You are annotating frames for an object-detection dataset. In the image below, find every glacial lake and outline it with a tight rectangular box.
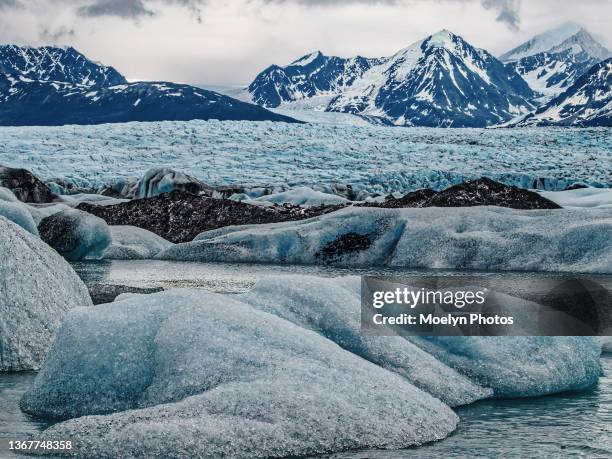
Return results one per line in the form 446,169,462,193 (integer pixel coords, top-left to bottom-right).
1,261,611,458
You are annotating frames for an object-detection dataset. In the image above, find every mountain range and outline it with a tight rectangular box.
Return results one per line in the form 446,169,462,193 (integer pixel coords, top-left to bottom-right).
248,22,611,127
0,45,296,126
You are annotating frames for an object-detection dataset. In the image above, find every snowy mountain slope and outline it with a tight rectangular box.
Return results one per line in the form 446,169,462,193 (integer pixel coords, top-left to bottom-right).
0,75,298,126
248,51,385,108
247,30,535,127
0,45,297,126
508,58,611,127
0,45,126,87
326,30,536,127
502,23,611,99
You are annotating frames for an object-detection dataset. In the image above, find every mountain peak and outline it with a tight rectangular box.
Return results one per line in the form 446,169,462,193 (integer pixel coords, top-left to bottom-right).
290,51,324,67
427,29,459,47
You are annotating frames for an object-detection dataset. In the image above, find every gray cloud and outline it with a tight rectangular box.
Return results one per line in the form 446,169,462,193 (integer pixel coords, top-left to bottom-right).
77,0,204,20
480,0,520,30
0,0,21,9
40,26,76,43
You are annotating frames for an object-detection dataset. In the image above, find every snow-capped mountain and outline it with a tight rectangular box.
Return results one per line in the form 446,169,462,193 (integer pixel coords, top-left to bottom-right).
508,58,611,127
0,45,126,87
248,30,535,127
501,22,610,99
0,75,297,126
248,51,384,108
328,30,535,127
0,45,296,126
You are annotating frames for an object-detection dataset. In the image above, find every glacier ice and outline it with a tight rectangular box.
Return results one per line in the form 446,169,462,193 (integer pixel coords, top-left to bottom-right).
240,275,491,406
602,337,612,353
104,225,174,260
0,122,609,196
539,188,612,209
159,206,612,273
410,336,603,397
21,288,458,457
134,167,207,199
0,216,92,371
38,208,111,261
0,198,38,235
0,186,19,202
249,186,350,206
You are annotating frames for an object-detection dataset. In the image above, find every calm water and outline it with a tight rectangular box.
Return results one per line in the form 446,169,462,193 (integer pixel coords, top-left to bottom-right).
2,261,610,458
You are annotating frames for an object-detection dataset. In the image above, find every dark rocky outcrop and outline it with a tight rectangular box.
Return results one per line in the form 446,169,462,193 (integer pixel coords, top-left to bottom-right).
373,178,561,209
77,192,343,243
0,166,56,203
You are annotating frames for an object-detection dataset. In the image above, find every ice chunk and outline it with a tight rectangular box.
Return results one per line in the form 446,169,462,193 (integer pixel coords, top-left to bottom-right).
539,188,612,209
21,289,457,457
252,186,350,206
27,202,72,225
0,216,92,371
158,206,612,273
240,275,491,406
104,225,174,260
0,199,38,235
0,186,19,202
38,208,111,261
410,336,602,397
135,167,208,199
59,193,129,207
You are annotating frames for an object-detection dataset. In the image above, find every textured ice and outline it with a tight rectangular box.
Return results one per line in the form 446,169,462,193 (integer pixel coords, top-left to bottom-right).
411,336,603,397
539,188,612,209
38,208,111,261
240,275,491,406
0,186,19,202
159,206,612,273
104,225,174,260
602,337,612,353
59,193,129,207
135,166,205,199
21,288,458,457
0,122,609,196
0,216,92,371
0,199,38,235
249,186,350,206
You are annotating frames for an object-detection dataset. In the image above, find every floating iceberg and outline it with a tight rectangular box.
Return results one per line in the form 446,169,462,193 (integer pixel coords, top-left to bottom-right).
0,198,38,235
104,225,174,260
21,288,457,457
411,336,602,397
134,167,208,199
0,216,92,371
250,186,350,207
240,275,491,406
159,206,612,273
38,208,112,261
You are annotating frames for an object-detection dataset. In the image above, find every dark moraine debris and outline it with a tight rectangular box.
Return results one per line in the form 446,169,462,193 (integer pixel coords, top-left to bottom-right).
77,191,344,243
374,178,561,209
0,165,56,203
316,232,373,260
88,283,164,305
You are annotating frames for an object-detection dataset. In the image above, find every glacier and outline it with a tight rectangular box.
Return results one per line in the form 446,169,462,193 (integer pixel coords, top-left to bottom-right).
0,216,92,371
0,121,609,197
20,288,458,458
159,206,612,273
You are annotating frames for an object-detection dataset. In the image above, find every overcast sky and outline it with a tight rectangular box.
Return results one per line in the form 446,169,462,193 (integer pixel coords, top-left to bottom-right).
0,0,610,85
